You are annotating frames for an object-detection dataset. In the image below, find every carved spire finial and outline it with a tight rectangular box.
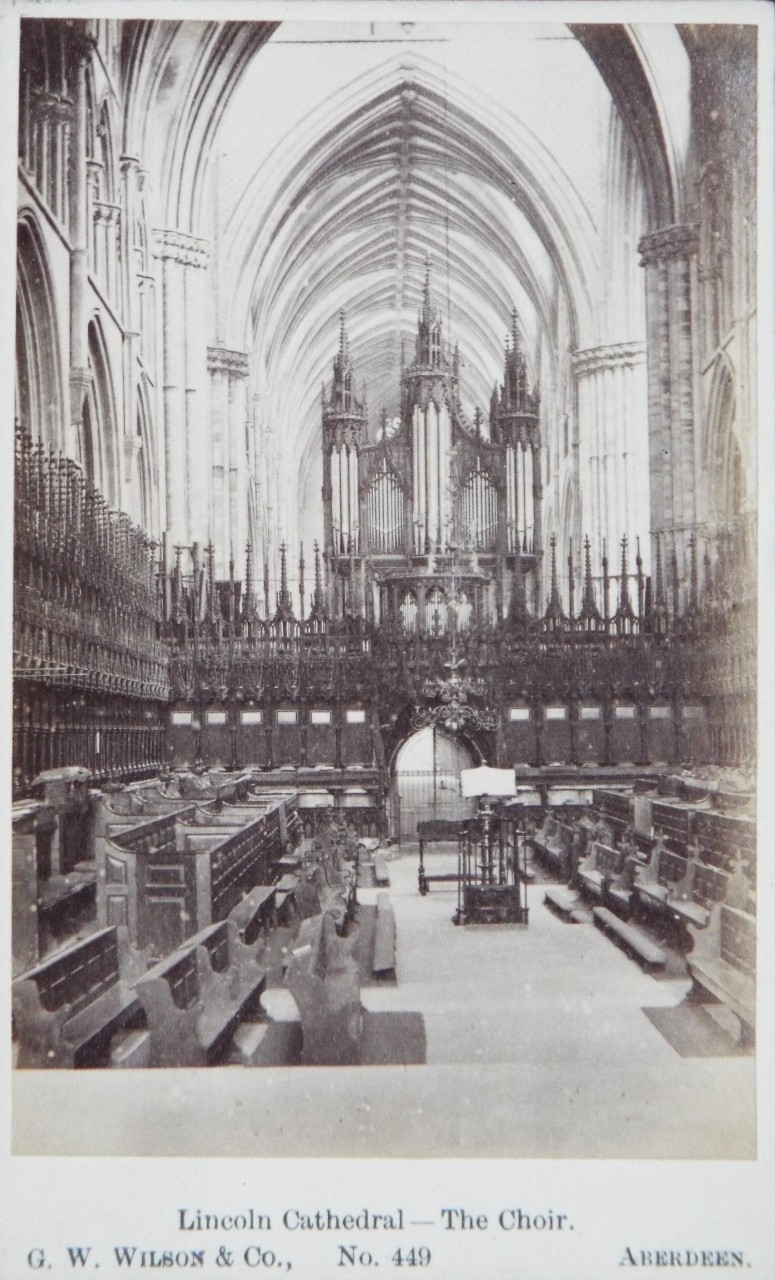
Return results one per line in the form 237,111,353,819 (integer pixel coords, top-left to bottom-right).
422,255,432,323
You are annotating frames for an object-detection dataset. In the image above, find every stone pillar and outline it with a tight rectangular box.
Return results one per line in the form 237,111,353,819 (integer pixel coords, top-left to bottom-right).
67,37,94,458
207,347,250,576
155,229,209,555
119,156,139,518
638,224,700,573
572,341,649,572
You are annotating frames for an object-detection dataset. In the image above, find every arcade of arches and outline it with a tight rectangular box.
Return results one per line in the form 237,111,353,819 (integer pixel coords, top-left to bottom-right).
11,16,759,1155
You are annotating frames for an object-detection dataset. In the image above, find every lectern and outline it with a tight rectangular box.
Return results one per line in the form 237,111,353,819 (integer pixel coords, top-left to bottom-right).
453,767,529,926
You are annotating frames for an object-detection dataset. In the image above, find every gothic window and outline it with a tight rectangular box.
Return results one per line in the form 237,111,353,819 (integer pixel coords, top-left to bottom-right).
15,217,63,448
425,587,448,635
399,591,417,632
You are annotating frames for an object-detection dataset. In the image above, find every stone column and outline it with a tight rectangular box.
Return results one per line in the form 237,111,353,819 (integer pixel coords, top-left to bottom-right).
154,229,209,556
572,341,649,572
207,347,250,576
67,36,95,458
638,224,700,573
119,155,141,520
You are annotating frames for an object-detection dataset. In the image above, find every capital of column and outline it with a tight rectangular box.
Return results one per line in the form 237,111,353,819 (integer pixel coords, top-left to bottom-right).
638,224,699,266
32,88,74,123
93,200,121,227
207,346,249,377
68,23,98,65
572,341,646,377
153,228,210,270
119,154,142,176
123,432,143,480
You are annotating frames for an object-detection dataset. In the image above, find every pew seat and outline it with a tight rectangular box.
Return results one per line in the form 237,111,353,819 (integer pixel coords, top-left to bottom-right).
592,907,667,973
578,842,623,901
228,886,277,947
687,903,755,1041
544,886,588,922
373,892,397,980
373,854,390,887
12,926,149,1069
134,921,266,1067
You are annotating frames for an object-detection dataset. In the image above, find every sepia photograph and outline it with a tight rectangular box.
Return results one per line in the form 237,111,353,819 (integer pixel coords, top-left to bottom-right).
5,0,768,1195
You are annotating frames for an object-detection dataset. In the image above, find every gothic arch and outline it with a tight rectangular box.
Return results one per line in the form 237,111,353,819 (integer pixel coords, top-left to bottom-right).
705,354,743,526
15,213,64,448
134,374,156,531
83,317,119,503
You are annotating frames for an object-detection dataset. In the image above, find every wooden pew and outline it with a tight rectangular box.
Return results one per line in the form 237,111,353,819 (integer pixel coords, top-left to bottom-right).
373,892,397,980
632,840,687,915
373,853,390,887
133,920,266,1067
665,859,730,931
417,819,464,894
605,848,649,919
592,908,667,973
687,901,755,1044
577,842,624,902
531,816,576,879
13,926,151,1068
228,886,277,947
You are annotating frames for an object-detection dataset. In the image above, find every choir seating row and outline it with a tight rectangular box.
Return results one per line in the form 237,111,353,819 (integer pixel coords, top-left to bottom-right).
13,842,370,1068
532,785,755,1039
11,902,275,1069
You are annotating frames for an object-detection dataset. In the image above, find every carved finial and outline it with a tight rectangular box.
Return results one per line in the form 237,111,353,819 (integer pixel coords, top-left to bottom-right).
614,535,636,631
579,534,601,626
275,541,295,622
280,541,288,598
654,534,666,607
544,533,566,627
422,256,432,322
311,538,326,617
689,532,698,610
339,309,348,356
511,307,520,353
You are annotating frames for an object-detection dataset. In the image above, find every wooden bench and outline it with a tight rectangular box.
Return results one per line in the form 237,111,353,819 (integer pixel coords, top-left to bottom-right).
373,853,390,887
633,840,688,915
228,885,277,947
544,885,588,923
274,873,301,926
592,907,667,973
133,920,266,1067
417,819,464,894
12,926,150,1069
577,842,624,902
372,892,397,979
531,817,574,879
665,859,730,930
687,902,755,1043
605,851,649,919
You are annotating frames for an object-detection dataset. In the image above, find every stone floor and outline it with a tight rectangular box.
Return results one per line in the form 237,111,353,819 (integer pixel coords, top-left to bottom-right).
13,845,755,1158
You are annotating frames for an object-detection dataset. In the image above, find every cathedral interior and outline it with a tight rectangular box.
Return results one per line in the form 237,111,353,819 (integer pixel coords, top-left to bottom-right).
11,17,758,1158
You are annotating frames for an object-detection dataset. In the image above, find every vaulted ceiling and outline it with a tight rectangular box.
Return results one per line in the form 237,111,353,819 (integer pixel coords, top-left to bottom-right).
123,19,691,551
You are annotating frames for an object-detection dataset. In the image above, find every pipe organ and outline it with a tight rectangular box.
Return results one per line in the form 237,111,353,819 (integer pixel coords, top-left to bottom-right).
367,460,404,554
322,270,543,631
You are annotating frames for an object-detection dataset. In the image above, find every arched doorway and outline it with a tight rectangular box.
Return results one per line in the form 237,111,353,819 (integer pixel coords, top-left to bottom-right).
390,727,477,841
